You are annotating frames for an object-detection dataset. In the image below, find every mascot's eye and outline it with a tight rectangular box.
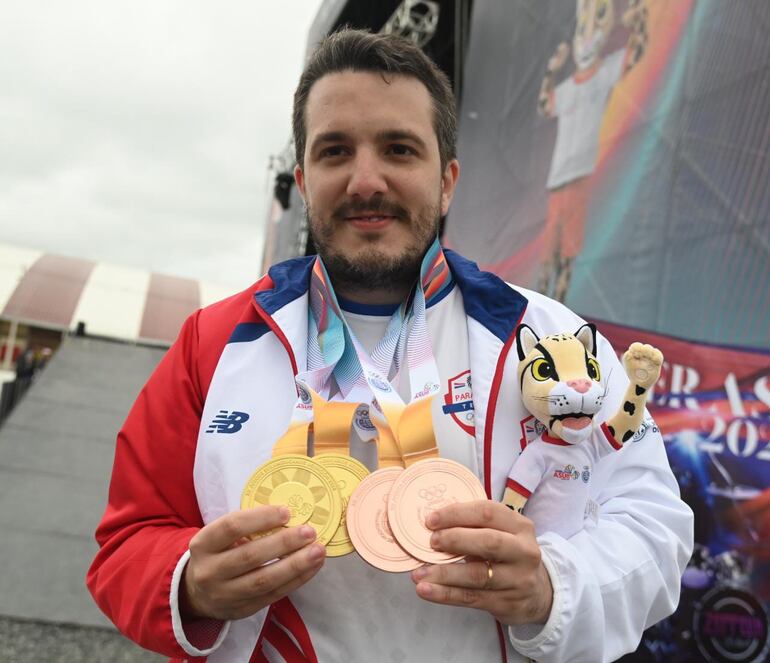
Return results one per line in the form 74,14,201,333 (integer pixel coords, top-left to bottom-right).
587,357,601,381
531,358,554,381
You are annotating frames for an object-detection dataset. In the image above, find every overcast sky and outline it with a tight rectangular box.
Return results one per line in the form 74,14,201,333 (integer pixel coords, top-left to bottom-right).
0,0,322,289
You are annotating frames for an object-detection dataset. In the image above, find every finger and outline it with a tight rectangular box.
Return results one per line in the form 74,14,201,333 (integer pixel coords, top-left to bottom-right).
191,506,290,554
411,561,494,591
429,525,540,565
414,580,493,612
239,551,327,613
224,559,326,621
217,524,318,578
427,500,531,536
226,542,327,604
413,561,545,603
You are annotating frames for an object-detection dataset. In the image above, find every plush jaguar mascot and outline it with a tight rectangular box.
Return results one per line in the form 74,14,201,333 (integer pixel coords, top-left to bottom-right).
502,323,663,538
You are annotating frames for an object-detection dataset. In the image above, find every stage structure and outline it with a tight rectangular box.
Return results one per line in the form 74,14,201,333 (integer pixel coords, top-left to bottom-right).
262,2,770,661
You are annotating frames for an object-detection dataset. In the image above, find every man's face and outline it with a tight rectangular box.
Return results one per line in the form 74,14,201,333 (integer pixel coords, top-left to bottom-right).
294,71,459,295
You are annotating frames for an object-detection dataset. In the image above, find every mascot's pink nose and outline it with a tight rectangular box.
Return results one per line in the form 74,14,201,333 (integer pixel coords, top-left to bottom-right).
567,378,592,394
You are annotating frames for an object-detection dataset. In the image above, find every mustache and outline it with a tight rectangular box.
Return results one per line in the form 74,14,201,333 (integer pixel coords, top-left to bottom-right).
332,197,410,221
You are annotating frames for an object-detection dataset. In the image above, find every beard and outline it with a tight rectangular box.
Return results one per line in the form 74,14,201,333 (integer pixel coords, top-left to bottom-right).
307,194,442,296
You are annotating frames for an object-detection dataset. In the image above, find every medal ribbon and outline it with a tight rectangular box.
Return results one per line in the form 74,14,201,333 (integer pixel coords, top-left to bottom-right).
272,238,452,467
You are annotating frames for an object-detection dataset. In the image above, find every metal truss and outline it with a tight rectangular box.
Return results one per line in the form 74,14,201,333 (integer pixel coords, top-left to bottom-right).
381,0,440,48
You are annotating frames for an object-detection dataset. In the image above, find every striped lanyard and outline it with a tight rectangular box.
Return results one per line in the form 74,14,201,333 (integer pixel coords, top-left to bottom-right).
272,238,453,467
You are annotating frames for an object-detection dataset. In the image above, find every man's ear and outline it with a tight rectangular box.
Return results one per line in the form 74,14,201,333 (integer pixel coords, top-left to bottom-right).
440,159,460,216
294,164,307,202
516,324,540,361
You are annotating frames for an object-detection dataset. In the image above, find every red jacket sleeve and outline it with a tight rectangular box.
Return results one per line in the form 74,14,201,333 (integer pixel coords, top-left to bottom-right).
86,310,210,659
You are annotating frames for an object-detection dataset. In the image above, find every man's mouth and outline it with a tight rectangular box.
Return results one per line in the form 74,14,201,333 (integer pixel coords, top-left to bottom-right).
344,213,399,230
334,197,409,230
346,214,397,222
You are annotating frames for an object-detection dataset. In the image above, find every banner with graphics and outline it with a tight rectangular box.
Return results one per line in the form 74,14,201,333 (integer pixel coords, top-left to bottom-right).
447,0,769,350
596,321,770,662
447,1,770,660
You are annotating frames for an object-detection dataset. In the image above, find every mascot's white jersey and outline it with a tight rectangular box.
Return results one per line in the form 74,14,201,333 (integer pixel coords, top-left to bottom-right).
547,49,626,189
509,432,620,539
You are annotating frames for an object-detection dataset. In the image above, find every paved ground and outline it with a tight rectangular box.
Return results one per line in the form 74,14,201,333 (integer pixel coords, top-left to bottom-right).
0,616,164,662
0,336,167,657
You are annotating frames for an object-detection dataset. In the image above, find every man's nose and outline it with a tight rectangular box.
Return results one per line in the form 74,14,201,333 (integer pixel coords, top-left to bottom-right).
346,151,387,199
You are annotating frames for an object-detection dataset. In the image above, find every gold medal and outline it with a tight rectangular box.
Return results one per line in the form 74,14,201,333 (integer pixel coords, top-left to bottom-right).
315,453,370,557
241,454,343,545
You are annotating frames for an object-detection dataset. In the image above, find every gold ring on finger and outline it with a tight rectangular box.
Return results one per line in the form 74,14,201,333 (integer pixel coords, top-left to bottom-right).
483,560,494,590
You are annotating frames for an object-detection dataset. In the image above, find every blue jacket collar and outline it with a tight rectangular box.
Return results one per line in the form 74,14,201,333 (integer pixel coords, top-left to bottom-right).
444,249,528,343
254,255,314,316
254,249,528,344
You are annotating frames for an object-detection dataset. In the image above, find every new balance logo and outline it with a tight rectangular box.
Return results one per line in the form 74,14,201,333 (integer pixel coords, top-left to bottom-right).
206,410,250,434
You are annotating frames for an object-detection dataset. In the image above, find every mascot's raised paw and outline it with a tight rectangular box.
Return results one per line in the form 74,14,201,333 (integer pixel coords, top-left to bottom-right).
623,342,663,390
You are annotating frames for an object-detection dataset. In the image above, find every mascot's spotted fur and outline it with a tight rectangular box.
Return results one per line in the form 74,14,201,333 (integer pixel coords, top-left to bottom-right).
502,323,663,538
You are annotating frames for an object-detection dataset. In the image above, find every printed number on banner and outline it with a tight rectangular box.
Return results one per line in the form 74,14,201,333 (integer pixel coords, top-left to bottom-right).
701,415,770,461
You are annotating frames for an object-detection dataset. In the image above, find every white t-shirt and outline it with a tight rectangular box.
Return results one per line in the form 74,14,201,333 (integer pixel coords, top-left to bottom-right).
285,285,506,663
508,432,619,539
546,49,626,190
332,284,478,473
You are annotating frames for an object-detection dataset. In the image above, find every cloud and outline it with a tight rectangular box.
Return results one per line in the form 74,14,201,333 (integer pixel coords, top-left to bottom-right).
0,0,321,289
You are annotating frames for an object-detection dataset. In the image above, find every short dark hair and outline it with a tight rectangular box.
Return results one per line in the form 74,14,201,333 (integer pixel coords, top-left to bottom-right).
293,28,457,170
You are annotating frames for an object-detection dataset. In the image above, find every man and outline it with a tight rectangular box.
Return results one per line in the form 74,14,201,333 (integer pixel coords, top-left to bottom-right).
88,29,693,662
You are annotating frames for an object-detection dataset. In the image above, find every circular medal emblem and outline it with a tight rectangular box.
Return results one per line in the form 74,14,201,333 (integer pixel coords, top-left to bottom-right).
387,458,487,564
369,376,392,393
353,405,376,432
346,467,422,572
241,455,342,546
297,383,312,405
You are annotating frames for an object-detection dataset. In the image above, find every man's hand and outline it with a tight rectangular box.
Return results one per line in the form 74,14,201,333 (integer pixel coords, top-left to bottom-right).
410,500,553,626
182,506,326,621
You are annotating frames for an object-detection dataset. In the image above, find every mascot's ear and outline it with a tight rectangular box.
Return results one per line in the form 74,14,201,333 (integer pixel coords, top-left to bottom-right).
516,324,540,361
574,323,597,356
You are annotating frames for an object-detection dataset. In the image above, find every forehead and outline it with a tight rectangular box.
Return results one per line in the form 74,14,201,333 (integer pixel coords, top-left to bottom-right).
304,70,436,138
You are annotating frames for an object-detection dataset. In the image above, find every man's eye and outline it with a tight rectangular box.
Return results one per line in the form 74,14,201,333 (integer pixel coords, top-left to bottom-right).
388,144,414,156
319,146,347,158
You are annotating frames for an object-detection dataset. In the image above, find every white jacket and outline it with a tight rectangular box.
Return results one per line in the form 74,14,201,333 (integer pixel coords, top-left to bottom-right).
89,250,693,663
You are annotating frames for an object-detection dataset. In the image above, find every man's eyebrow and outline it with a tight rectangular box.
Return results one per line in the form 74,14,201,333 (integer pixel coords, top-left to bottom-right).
375,130,428,150
309,131,348,152
308,129,429,153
